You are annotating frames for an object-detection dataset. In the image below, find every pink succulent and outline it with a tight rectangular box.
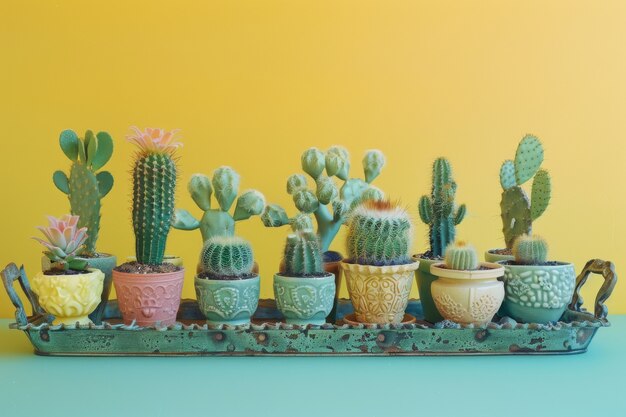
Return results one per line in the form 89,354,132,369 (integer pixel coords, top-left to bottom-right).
33,215,88,261
126,126,183,154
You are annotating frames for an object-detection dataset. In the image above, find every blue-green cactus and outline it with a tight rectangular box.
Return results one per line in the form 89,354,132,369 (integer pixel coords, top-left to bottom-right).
283,230,325,277
512,234,548,265
444,241,479,270
52,129,114,255
200,236,254,279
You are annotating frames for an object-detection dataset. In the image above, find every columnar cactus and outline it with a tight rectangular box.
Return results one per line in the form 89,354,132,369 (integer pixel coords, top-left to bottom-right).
33,215,89,272
127,127,182,265
346,200,413,266
418,158,466,258
172,167,266,243
444,241,479,270
500,135,551,249
52,129,114,255
262,146,386,256
512,234,548,265
283,230,324,277
200,236,254,279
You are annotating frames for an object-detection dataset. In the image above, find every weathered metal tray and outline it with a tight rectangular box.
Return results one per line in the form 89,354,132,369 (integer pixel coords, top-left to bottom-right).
1,259,616,356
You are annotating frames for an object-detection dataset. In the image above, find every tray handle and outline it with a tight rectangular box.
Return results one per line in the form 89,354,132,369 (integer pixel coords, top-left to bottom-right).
569,259,617,320
1,263,45,326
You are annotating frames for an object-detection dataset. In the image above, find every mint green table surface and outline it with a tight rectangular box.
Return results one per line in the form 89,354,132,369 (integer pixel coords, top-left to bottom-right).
1,317,624,417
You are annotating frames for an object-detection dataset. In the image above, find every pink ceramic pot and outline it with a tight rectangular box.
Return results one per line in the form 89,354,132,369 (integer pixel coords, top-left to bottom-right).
112,269,185,326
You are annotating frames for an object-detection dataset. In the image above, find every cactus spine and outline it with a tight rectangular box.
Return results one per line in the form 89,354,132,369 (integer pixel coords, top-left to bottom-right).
512,234,548,265
444,241,479,270
283,230,325,277
418,158,466,258
200,236,254,278
500,135,551,249
53,129,114,255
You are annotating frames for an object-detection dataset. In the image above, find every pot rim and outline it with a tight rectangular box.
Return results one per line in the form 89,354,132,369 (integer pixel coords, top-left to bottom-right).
430,262,504,280
37,268,104,279
274,272,334,280
112,267,186,279
496,260,573,268
195,274,260,282
75,252,116,260
340,260,420,273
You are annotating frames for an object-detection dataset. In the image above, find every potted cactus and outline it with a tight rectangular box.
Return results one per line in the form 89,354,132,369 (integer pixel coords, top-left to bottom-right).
50,129,115,323
195,236,260,325
499,235,575,323
274,229,335,325
31,215,105,325
486,134,551,262
430,242,504,325
112,127,185,327
414,157,467,323
340,200,419,324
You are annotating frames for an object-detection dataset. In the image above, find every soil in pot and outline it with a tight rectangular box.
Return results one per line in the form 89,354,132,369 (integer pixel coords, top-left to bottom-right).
114,261,181,274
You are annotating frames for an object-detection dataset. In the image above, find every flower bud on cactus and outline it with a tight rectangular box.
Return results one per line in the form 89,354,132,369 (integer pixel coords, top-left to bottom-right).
290,213,314,231
287,174,308,195
188,174,212,211
325,146,350,180
444,241,479,270
301,148,326,179
283,230,324,277
200,236,254,279
293,189,319,213
233,190,266,221
513,234,548,265
33,215,89,271
212,166,240,212
261,204,290,227
316,176,338,205
363,150,386,183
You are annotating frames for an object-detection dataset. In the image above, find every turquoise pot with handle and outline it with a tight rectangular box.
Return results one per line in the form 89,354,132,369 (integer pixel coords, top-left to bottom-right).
274,273,335,325
195,275,260,326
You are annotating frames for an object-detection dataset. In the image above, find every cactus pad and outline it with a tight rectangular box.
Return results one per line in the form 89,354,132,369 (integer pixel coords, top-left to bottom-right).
530,169,551,220
499,160,517,190
514,134,544,185
500,187,532,249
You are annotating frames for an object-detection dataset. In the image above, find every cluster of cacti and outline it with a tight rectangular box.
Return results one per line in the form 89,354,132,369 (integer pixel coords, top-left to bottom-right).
52,129,114,256
346,200,413,266
127,127,182,265
283,230,325,277
33,215,89,272
513,234,548,265
200,236,254,279
262,146,386,255
500,135,551,249
444,241,479,270
418,158,466,258
172,167,266,243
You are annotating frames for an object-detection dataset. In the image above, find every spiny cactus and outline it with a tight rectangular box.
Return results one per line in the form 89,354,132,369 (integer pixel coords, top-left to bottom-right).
283,230,325,277
172,167,266,243
33,215,89,272
200,236,254,278
346,200,413,266
513,234,548,265
418,158,466,258
444,241,479,270
127,127,182,265
500,135,551,249
52,129,114,255
262,146,386,255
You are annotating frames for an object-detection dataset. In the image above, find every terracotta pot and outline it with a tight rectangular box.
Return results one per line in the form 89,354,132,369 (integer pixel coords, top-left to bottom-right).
341,261,419,324
195,275,260,326
485,249,514,263
112,268,185,326
430,262,505,325
31,268,105,326
413,255,444,323
274,273,335,325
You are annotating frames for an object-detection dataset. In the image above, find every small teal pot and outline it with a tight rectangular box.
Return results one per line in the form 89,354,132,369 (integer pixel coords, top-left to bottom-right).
499,261,576,323
195,275,260,326
274,273,335,326
413,255,444,323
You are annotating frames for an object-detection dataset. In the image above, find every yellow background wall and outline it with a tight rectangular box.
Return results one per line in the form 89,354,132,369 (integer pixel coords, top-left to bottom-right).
1,1,624,317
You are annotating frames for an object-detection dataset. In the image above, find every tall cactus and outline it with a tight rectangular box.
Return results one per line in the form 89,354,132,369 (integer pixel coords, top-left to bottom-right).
418,158,466,258
127,127,182,265
172,167,266,243
500,135,551,249
52,129,114,255
283,230,325,277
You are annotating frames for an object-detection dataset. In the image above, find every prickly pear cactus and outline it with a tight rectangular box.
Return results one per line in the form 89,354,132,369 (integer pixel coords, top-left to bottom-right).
283,230,324,277
53,129,114,255
444,241,479,270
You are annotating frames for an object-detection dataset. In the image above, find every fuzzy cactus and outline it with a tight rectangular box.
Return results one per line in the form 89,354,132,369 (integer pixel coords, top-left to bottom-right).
283,230,325,277
512,234,548,265
33,215,89,272
200,236,254,279
346,200,413,266
172,167,266,243
444,241,479,270
418,158,466,258
500,135,552,249
127,127,182,265
262,146,386,256
52,129,114,256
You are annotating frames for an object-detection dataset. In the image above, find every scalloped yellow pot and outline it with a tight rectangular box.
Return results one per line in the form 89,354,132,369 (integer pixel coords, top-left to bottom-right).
341,261,420,324
31,268,105,326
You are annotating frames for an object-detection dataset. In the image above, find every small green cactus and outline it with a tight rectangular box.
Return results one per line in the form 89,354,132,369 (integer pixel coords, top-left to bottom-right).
283,230,325,277
346,200,413,266
500,135,552,249
200,236,254,279
418,158,466,258
444,241,479,270
172,167,266,243
52,129,114,256
512,234,548,265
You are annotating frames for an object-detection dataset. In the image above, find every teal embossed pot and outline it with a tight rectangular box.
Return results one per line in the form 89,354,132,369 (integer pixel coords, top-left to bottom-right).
195,275,260,326
499,262,576,323
274,273,336,326
413,255,444,323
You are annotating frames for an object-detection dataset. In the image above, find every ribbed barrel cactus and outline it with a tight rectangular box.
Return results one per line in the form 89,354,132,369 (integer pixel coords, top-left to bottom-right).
33,215,89,272
127,127,182,265
172,167,266,243
500,135,551,250
52,129,114,256
444,241,479,270
200,236,254,279
418,158,466,258
262,146,386,258
512,234,548,265
283,230,325,277
346,200,413,266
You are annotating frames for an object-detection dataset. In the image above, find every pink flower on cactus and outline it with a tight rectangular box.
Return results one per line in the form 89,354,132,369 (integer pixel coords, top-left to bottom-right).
33,215,88,261
126,127,183,154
